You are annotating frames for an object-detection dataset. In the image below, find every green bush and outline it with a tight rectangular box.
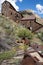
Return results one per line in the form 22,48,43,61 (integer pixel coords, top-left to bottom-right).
0,48,16,61
17,28,33,39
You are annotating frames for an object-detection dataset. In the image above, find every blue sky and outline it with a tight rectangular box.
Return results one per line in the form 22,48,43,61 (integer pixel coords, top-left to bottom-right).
16,0,43,18
0,0,43,18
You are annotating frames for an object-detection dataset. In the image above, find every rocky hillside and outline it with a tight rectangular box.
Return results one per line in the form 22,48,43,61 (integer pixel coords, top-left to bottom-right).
0,15,26,51
0,12,43,65
0,14,33,64
19,9,41,18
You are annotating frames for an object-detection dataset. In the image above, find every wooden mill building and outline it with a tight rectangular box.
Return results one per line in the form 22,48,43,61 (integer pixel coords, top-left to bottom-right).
20,11,43,32
1,1,22,22
1,1,43,32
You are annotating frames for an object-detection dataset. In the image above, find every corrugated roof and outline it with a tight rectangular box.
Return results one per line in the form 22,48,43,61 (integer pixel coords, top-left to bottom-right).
21,15,35,20
20,10,43,25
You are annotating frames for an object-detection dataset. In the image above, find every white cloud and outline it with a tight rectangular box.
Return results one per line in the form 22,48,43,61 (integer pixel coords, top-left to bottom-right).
0,0,23,12
19,0,23,2
36,4,43,14
7,0,19,11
